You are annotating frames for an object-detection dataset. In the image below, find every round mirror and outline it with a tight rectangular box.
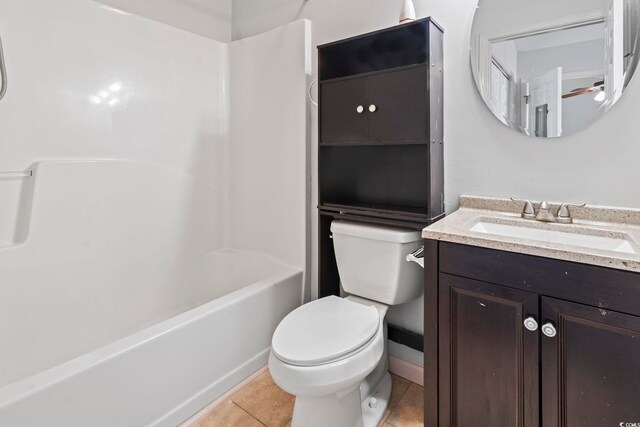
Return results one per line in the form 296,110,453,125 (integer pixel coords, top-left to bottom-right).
470,0,640,138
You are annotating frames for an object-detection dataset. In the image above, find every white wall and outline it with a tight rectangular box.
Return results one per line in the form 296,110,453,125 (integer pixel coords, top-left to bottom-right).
232,0,640,355
227,19,311,299
96,0,232,42
492,40,518,79
518,39,605,79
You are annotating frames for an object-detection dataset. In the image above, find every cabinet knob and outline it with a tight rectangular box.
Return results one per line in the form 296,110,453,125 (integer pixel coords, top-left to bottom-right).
356,105,364,114
523,317,538,331
542,322,557,338
369,104,377,112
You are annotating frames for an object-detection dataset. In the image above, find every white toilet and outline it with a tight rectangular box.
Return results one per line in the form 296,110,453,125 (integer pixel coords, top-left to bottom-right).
268,221,424,427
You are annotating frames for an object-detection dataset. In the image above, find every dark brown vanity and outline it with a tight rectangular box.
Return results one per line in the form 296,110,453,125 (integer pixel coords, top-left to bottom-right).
423,239,640,426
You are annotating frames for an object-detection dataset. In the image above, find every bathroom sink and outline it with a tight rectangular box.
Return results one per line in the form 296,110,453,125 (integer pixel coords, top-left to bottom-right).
469,220,638,255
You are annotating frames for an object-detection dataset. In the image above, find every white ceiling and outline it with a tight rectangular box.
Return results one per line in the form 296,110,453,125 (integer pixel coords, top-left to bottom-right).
97,0,232,42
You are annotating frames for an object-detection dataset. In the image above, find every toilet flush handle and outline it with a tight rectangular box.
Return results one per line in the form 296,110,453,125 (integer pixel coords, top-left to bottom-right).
406,245,424,269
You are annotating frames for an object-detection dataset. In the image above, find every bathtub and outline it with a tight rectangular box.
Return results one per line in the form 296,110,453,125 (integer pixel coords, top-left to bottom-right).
0,249,303,427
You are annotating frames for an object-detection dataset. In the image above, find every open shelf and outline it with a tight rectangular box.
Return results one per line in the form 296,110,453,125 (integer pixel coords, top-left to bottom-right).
320,201,429,220
319,144,431,217
319,140,430,147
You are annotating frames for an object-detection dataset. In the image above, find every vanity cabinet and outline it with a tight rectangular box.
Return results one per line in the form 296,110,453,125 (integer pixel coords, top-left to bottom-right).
425,241,640,427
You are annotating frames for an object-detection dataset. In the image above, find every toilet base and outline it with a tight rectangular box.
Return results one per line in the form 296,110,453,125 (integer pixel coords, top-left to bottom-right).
290,372,392,427
361,372,392,427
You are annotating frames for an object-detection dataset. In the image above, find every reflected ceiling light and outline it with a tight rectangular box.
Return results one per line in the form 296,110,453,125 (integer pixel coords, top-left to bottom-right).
90,81,127,107
594,91,606,102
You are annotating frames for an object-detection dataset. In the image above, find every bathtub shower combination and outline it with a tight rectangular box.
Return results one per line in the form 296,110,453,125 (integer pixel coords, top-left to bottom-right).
0,2,310,426
0,244,302,426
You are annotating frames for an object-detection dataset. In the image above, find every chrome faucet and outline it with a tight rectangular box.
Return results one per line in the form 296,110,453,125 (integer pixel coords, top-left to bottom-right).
534,201,557,222
512,199,585,224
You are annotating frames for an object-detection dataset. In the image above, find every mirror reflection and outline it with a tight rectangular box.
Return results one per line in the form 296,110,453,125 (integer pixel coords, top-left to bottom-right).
471,0,640,138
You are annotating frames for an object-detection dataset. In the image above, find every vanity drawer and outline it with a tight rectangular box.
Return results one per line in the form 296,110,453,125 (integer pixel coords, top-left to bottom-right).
438,241,640,317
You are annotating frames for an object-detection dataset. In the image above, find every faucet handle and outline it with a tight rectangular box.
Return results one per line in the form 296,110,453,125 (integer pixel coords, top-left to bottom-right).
556,203,586,224
511,198,535,220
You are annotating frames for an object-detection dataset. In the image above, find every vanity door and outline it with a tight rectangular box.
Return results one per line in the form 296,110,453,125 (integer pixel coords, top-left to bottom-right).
439,274,540,427
541,297,640,427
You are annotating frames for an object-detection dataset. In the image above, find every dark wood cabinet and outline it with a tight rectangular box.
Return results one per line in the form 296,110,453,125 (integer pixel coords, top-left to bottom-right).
368,66,429,143
318,18,444,298
439,274,539,427
425,241,640,427
320,65,429,145
320,77,368,144
541,297,640,427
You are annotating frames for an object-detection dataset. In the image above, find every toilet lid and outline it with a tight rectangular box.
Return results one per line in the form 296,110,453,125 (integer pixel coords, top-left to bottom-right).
272,296,380,367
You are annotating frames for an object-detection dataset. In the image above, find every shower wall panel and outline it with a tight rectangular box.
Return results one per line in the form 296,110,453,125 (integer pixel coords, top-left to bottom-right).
227,19,312,301
0,0,230,247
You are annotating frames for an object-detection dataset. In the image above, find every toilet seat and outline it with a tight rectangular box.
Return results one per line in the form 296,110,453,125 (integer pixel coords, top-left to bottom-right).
271,296,380,367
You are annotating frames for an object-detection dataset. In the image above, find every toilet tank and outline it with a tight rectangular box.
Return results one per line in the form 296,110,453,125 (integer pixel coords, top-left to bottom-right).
330,221,424,305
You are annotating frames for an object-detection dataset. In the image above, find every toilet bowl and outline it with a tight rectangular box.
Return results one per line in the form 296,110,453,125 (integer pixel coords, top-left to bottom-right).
269,296,390,427
269,221,423,427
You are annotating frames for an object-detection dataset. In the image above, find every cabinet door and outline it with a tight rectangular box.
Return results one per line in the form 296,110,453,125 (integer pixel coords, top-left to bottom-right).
541,297,640,427
320,77,368,144
439,274,540,427
368,66,428,143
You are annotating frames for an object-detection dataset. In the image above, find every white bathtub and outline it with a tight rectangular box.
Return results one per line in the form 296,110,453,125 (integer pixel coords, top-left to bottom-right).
0,249,303,427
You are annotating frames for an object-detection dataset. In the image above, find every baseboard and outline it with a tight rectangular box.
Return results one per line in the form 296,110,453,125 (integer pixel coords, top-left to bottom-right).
389,356,423,386
179,365,268,426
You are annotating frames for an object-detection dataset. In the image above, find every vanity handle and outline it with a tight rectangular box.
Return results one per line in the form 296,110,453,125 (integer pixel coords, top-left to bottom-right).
542,322,557,338
556,203,586,224
356,105,364,114
523,317,538,332
510,198,535,220
369,104,377,112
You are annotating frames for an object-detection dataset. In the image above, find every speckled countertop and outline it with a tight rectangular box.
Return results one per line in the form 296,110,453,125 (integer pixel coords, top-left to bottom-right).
422,195,640,273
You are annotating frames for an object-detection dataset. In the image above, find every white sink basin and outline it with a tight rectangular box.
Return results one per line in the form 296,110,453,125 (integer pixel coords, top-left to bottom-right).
469,221,638,255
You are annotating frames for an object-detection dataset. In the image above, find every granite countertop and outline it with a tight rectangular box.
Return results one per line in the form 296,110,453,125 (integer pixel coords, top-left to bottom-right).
422,195,640,273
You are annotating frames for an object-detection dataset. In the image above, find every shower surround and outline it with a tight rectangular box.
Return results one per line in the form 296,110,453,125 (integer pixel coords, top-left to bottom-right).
0,1,310,425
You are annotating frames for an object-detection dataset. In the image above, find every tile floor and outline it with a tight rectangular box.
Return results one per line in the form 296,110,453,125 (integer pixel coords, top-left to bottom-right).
195,370,424,427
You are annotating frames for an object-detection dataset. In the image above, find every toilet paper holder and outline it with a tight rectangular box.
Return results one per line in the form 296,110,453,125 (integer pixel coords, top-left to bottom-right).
406,245,424,268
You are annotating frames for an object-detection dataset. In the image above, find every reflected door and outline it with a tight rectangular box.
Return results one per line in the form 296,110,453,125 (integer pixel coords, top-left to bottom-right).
528,67,562,137
605,0,624,105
